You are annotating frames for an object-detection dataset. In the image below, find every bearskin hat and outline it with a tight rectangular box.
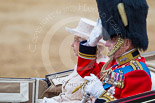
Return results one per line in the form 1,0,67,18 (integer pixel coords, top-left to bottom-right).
96,0,149,51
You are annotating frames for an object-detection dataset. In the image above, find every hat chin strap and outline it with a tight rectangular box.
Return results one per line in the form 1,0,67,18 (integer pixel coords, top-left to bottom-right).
107,37,124,57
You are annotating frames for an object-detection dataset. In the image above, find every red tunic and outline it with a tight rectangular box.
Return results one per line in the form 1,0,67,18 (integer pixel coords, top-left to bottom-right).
77,41,152,99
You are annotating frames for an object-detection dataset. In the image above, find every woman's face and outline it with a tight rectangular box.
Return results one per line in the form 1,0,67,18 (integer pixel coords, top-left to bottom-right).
71,36,84,56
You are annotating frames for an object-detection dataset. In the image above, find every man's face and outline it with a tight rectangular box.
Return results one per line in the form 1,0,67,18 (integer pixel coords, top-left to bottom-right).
104,37,118,52
104,37,129,59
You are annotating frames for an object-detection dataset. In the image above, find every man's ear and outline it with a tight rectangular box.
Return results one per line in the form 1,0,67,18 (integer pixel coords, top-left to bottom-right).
124,39,132,51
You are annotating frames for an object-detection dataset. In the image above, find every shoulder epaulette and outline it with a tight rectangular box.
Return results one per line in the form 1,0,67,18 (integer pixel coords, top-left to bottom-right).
130,60,143,71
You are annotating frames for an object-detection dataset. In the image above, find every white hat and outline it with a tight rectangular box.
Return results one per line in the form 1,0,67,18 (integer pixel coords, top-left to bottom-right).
66,18,105,44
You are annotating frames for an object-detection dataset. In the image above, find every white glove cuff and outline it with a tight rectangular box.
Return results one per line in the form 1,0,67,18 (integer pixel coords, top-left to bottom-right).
87,38,99,47
94,86,105,98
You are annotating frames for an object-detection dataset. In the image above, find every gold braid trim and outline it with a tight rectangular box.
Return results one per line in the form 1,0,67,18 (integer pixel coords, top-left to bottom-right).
99,58,113,81
130,60,143,70
107,37,124,57
99,91,117,102
135,61,143,70
130,61,137,70
116,49,140,65
79,52,96,59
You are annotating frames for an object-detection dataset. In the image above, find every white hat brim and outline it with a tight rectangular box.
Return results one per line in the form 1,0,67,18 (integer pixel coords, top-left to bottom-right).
66,27,106,45
66,27,89,39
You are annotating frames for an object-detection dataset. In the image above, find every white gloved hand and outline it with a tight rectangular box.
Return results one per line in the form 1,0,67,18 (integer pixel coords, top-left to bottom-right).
84,73,105,98
87,18,103,46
